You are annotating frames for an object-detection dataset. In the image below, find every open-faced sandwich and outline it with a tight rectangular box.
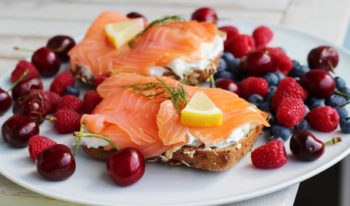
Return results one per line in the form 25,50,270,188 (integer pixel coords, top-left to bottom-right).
68,11,225,85
77,73,269,171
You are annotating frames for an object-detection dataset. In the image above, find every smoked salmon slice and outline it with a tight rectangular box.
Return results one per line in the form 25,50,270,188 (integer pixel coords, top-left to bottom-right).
68,11,128,80
81,73,269,158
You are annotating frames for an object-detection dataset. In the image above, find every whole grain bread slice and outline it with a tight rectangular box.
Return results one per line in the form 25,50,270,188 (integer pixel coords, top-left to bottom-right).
81,124,264,171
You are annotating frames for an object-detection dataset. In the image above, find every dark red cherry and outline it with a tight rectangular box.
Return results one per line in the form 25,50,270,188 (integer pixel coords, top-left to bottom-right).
126,12,147,23
300,69,335,98
36,144,76,181
215,79,239,95
290,130,324,161
0,88,12,115
13,94,45,122
240,50,275,76
307,46,339,71
1,115,39,148
12,77,43,99
191,7,218,24
107,148,145,186
47,35,76,62
31,47,60,77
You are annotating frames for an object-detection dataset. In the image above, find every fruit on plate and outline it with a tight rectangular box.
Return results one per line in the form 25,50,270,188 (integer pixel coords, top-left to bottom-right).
12,77,43,100
1,115,39,147
28,135,57,161
13,93,46,123
191,7,218,24
300,69,335,99
47,109,81,134
251,140,287,169
290,130,324,161
0,88,12,115
47,35,76,62
36,144,76,181
105,18,145,49
215,79,239,95
31,47,61,77
50,71,75,96
307,46,339,71
181,91,223,127
10,60,39,84
107,148,145,186
308,106,339,132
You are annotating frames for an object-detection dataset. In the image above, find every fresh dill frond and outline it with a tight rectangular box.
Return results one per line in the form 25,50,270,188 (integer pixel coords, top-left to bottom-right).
127,78,188,113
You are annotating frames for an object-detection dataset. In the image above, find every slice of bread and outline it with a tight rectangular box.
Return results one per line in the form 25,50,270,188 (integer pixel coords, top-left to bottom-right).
81,123,264,171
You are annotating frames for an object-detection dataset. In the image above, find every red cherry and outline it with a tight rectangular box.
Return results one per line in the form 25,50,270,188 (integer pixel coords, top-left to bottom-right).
13,94,45,123
300,69,335,98
307,46,339,71
47,35,76,62
215,79,239,95
0,88,12,115
191,7,218,24
107,148,145,186
36,144,76,181
12,77,43,100
290,130,324,161
1,115,39,148
240,50,275,76
32,47,61,77
126,12,147,24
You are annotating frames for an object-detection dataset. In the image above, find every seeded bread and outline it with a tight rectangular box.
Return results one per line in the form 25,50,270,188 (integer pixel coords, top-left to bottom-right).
81,123,265,171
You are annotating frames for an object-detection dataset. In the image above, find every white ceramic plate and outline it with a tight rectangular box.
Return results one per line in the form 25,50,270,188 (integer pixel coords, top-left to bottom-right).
0,20,350,206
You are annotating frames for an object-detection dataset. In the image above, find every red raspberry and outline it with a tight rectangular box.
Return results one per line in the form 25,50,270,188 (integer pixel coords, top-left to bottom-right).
50,71,75,95
271,77,308,111
225,34,255,58
276,97,305,128
239,77,268,99
252,26,274,49
53,109,81,134
56,95,83,113
219,26,239,51
266,47,292,75
251,140,287,169
83,91,102,114
28,135,56,161
308,106,339,132
11,60,40,83
31,89,61,114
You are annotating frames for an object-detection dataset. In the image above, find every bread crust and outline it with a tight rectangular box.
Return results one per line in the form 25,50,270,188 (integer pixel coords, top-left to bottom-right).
81,124,264,171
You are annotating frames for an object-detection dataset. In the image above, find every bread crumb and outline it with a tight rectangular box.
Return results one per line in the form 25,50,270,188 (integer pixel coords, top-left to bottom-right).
183,150,196,158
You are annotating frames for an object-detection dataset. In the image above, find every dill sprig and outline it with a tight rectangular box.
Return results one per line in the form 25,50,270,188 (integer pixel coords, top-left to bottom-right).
127,78,187,113
128,15,185,48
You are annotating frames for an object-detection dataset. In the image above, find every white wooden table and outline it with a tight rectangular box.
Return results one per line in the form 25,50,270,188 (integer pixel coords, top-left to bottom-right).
0,0,350,205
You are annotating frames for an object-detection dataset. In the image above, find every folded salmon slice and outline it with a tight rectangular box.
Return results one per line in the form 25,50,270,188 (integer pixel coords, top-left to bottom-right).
68,11,128,79
81,73,269,158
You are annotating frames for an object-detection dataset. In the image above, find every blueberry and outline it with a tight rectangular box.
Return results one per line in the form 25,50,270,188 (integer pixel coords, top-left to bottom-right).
65,86,80,97
271,124,292,141
259,101,271,113
340,118,350,133
263,72,279,86
266,86,277,102
336,107,349,119
222,53,240,74
296,120,311,131
289,60,309,77
339,87,350,100
248,94,264,106
214,70,234,80
267,135,283,142
335,77,347,89
274,71,285,82
306,97,325,109
217,58,227,72
326,94,347,107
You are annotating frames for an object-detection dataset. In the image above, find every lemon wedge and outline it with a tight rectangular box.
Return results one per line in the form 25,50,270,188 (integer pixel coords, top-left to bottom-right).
104,18,144,48
181,91,223,127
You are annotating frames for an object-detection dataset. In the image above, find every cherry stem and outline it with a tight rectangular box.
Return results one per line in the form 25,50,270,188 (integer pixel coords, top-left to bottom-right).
327,61,335,74
335,89,350,98
72,120,119,155
13,46,34,53
324,137,342,146
7,68,29,92
208,75,216,88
